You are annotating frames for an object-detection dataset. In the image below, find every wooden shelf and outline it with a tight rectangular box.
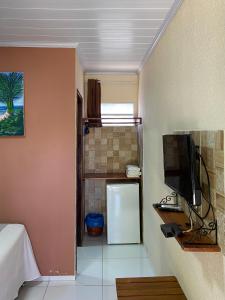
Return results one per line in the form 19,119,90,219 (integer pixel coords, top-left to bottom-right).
82,117,142,126
83,173,141,181
154,206,221,252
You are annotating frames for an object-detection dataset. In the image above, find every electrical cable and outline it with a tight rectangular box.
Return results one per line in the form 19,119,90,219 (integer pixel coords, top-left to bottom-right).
185,141,216,236
182,206,193,233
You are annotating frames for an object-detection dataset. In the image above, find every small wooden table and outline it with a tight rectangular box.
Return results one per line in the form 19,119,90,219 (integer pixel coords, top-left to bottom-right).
116,276,187,300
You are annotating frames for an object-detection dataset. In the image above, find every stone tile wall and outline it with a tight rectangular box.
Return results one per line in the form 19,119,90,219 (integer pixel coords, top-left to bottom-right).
180,130,225,253
199,131,225,253
84,126,139,226
84,126,138,173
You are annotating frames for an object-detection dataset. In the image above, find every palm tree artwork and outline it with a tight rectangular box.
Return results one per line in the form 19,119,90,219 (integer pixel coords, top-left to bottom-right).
0,72,24,136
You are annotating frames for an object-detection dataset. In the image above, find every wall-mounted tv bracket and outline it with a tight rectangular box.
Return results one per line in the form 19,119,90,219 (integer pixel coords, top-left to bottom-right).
160,192,178,206
153,192,182,212
183,203,218,246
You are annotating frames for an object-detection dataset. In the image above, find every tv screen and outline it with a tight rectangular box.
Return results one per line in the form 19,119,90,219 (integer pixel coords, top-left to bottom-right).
163,134,201,206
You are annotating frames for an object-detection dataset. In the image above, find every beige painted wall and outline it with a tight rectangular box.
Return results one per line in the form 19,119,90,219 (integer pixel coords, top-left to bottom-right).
139,0,225,299
76,54,84,98
84,73,139,116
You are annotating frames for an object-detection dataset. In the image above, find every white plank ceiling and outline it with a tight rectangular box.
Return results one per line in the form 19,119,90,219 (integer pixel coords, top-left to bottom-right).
0,0,178,71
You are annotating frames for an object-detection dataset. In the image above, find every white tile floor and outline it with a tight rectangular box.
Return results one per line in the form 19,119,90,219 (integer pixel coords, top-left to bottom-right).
17,236,155,300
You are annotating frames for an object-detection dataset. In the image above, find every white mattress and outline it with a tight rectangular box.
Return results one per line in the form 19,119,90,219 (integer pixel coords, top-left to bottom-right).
0,224,40,300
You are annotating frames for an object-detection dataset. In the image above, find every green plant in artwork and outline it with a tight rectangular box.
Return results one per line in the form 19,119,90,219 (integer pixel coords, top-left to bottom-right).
0,72,24,136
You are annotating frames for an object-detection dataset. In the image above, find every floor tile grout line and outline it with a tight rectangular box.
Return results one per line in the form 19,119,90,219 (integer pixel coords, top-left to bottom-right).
102,234,104,299
20,239,150,299
42,281,49,300
76,236,150,296
46,284,109,287
101,236,104,300
78,257,148,260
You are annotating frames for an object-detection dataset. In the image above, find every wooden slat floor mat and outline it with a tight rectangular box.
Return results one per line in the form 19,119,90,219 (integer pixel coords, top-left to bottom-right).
116,276,187,300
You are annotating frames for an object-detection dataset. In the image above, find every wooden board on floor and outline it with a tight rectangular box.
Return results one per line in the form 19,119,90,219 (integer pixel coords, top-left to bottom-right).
116,276,187,300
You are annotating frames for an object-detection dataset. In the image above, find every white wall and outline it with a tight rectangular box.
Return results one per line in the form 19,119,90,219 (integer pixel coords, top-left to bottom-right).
139,0,225,299
84,73,139,115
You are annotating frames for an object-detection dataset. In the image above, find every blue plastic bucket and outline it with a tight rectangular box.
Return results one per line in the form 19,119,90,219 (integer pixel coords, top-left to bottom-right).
85,213,104,236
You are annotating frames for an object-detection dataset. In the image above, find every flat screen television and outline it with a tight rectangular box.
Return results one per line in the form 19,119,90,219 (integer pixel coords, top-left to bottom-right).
163,134,201,206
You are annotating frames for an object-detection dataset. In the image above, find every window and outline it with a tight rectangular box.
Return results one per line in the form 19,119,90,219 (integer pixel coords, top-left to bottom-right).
101,103,135,126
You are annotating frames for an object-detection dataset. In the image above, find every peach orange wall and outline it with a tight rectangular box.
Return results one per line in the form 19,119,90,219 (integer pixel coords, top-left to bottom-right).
0,47,76,276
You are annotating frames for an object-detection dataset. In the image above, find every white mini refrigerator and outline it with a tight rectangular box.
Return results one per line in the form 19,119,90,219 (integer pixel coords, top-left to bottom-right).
107,183,140,244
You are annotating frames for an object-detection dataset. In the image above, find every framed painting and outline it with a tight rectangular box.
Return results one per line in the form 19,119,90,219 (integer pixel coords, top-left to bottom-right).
0,72,24,136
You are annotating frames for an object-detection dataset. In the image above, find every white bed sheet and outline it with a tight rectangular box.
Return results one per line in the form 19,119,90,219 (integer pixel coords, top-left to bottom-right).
0,224,40,300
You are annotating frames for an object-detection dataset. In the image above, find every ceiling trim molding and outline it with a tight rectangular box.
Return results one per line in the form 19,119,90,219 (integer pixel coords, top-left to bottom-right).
138,0,184,72
0,41,78,48
76,46,85,69
84,71,138,76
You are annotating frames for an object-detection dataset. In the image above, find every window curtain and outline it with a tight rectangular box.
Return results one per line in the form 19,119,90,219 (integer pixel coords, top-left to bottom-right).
87,79,102,127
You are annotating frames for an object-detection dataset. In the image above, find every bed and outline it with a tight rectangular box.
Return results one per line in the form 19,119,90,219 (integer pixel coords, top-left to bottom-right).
0,224,40,300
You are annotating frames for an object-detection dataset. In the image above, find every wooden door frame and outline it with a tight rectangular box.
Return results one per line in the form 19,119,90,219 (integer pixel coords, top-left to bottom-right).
76,90,84,247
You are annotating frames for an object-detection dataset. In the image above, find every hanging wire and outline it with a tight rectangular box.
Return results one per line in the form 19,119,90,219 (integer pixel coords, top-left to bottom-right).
184,145,217,241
